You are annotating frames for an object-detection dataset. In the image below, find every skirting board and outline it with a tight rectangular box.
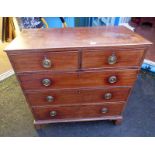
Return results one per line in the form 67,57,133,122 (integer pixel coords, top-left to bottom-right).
0,69,14,82
144,59,155,66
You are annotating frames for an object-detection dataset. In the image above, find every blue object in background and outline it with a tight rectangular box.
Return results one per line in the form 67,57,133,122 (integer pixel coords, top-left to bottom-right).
75,17,92,27
20,17,44,28
141,63,155,74
75,17,121,27
44,17,75,28
114,17,120,26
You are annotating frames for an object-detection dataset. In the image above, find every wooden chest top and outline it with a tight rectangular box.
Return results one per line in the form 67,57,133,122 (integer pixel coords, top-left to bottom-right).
5,26,152,52
4,26,152,126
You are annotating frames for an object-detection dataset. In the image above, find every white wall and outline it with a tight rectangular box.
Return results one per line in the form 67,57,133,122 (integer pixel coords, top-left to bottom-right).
0,17,2,42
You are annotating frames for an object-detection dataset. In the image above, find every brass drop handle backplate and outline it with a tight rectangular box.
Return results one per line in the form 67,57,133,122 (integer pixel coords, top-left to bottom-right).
42,57,52,68
101,107,108,114
42,78,51,87
108,75,117,84
104,92,112,100
46,96,54,102
50,111,57,117
108,53,117,65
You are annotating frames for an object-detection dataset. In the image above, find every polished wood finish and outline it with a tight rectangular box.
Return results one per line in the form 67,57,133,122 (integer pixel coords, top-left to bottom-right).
82,49,144,69
5,26,151,51
18,69,138,90
5,26,152,127
25,87,131,106
32,102,124,120
8,51,78,73
34,115,123,125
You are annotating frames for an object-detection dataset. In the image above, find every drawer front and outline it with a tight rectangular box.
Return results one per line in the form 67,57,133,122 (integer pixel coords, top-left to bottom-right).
9,51,78,72
82,49,144,69
32,102,124,120
26,87,131,106
18,69,138,90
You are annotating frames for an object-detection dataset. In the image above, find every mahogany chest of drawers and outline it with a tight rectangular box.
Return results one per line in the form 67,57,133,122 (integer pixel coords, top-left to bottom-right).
5,26,152,128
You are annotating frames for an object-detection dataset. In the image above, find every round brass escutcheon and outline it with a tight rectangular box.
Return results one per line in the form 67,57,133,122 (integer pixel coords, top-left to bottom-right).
101,107,108,114
46,96,54,102
104,92,112,100
42,58,52,68
50,111,57,117
108,75,117,84
42,78,51,87
108,54,117,65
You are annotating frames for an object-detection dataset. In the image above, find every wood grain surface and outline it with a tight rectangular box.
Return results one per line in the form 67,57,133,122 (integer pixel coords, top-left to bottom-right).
18,69,138,90
8,51,78,72
25,87,131,106
82,49,144,69
5,26,152,52
4,26,152,125
32,102,124,120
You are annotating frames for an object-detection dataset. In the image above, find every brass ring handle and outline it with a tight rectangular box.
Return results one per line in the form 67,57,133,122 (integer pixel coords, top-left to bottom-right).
108,53,117,65
50,111,57,117
101,107,108,114
42,58,52,68
46,96,54,102
104,93,112,100
42,78,51,87
108,75,117,84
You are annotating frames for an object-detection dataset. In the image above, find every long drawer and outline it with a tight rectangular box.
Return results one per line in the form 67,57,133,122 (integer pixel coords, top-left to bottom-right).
18,69,138,90
32,102,124,120
25,87,131,106
82,49,144,69
8,51,79,72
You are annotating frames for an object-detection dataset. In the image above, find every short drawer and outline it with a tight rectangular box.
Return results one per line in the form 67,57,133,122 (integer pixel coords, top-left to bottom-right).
26,87,131,106
8,51,78,72
18,69,138,90
82,49,144,69
32,102,124,120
